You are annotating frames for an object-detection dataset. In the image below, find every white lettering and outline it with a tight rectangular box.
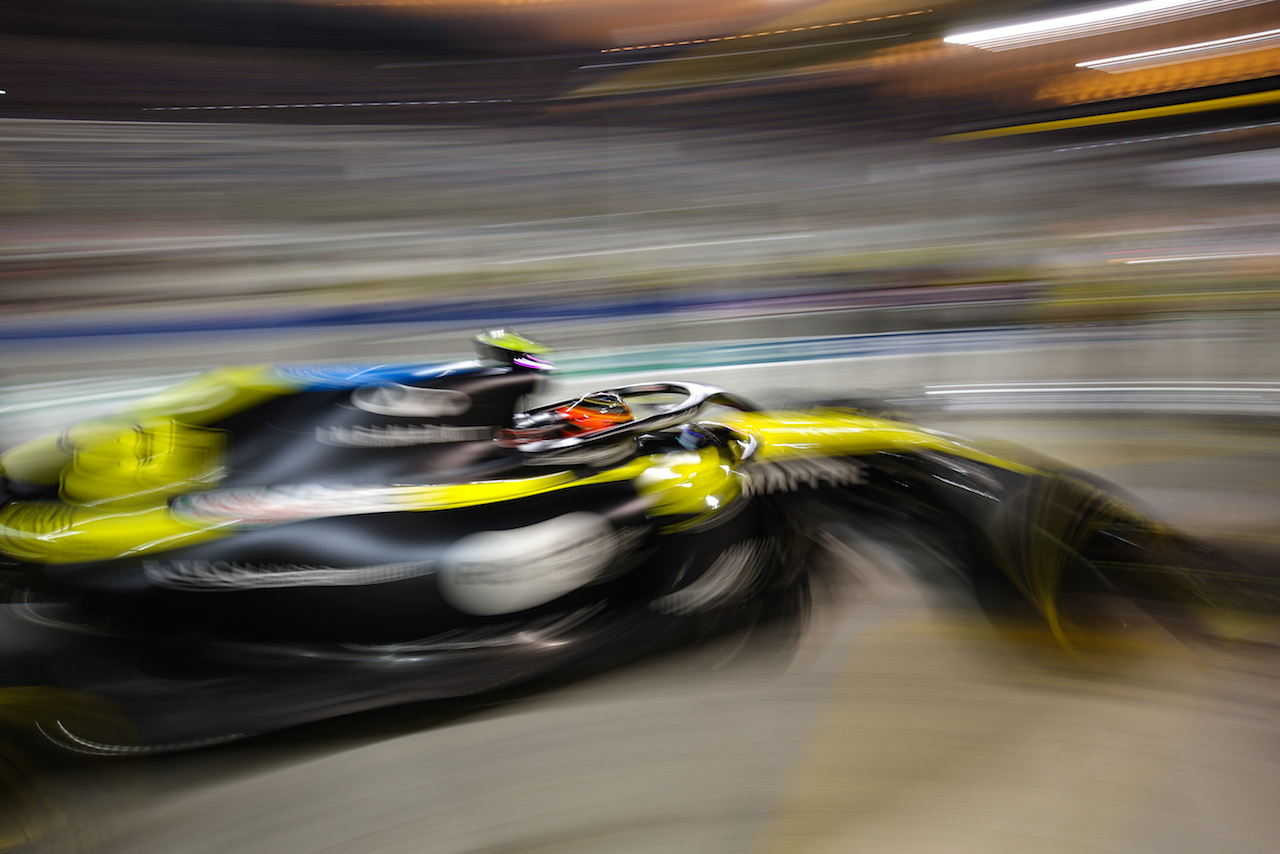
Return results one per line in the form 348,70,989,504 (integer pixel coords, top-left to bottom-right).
742,457,867,497
317,423,491,447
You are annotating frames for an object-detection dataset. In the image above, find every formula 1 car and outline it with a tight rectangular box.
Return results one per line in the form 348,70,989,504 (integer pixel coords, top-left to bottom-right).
0,330,1237,772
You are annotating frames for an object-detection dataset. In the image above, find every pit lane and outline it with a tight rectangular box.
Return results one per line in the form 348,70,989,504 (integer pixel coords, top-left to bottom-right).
6,349,1278,854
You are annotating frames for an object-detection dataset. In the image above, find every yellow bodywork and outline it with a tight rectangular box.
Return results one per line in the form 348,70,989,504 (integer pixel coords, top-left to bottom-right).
0,366,300,564
0,395,1046,565
721,408,1043,475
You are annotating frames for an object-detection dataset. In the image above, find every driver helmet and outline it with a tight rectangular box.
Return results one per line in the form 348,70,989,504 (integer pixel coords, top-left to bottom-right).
473,329,554,371
554,391,633,435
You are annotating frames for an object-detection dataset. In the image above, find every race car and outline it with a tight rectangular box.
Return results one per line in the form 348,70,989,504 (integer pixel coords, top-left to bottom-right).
0,329,1237,767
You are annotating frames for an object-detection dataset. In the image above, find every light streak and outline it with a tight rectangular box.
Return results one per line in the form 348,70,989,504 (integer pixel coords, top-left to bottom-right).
144,99,512,111
1077,28,1280,71
602,10,931,53
944,0,1270,52
926,382,1280,394
1123,250,1280,263
1054,118,1280,150
495,233,814,265
583,34,906,70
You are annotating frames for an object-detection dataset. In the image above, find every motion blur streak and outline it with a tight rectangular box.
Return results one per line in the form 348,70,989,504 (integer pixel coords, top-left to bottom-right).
1077,27,1280,72
939,88,1280,138
601,8,934,52
943,0,1271,50
2,0,1280,852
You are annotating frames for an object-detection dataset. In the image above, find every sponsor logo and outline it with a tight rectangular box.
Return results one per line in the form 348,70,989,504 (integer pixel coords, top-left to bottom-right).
440,512,618,616
743,456,867,497
351,384,471,418
651,538,771,615
143,559,433,590
317,423,491,448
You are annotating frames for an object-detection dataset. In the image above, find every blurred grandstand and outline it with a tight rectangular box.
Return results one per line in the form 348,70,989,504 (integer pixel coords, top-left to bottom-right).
1,0,1278,358
1,0,1277,134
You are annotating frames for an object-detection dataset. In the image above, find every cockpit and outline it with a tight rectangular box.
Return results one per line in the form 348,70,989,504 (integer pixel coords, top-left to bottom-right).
501,391,635,445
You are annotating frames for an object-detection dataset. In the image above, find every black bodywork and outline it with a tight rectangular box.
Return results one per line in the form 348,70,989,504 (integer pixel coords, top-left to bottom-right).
0,342,1260,759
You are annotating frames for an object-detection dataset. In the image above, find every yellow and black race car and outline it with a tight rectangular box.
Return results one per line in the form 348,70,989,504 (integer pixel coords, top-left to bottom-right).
0,330,1237,762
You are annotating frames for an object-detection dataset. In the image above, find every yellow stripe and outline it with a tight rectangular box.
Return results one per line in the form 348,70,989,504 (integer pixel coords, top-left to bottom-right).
394,461,650,510
939,88,1280,141
722,410,1047,476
